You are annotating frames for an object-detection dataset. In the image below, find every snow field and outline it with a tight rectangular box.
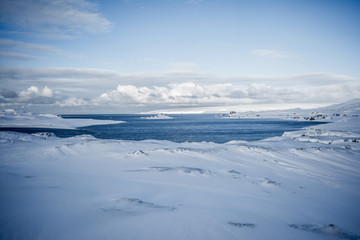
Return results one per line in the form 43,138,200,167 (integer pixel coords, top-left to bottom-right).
1,125,360,240
0,109,123,129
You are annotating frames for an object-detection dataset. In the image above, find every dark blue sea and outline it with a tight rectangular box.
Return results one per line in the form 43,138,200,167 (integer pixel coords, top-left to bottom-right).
0,114,326,143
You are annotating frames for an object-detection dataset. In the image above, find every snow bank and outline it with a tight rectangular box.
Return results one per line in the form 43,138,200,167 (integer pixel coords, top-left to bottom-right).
220,98,360,122
1,101,360,240
0,109,124,129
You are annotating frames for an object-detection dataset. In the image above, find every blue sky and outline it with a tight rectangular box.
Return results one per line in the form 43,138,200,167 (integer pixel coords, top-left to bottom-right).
0,0,359,113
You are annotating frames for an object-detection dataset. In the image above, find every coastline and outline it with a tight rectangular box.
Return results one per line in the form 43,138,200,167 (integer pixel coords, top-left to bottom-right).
0,109,124,129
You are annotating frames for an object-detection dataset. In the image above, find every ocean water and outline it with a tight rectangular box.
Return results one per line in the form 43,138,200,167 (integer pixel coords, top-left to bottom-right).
1,114,326,143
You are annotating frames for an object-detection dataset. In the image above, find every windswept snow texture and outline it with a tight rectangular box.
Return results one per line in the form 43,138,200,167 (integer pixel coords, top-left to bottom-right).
1,101,360,240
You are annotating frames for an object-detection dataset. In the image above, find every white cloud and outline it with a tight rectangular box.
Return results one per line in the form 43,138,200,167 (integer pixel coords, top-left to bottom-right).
0,81,359,113
41,86,54,98
93,81,360,109
57,97,88,107
94,83,278,106
0,67,359,113
0,85,90,108
0,0,113,38
300,83,360,103
18,86,55,102
1,67,356,91
250,49,290,58
0,38,60,53
0,86,60,105
167,62,198,70
0,38,77,62
289,72,357,84
0,67,121,81
0,51,40,60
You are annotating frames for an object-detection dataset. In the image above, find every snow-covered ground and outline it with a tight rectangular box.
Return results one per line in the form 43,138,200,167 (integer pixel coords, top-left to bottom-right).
141,113,174,119
0,109,123,129
0,100,360,240
219,99,360,122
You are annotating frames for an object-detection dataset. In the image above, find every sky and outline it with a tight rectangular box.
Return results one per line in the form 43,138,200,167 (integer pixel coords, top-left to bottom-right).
0,0,359,113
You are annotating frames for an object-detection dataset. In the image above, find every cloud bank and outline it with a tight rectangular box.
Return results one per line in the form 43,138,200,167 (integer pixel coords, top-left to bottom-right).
1,86,63,105
0,66,359,113
1,78,359,113
0,51,40,60
94,82,360,107
1,66,356,89
0,39,60,53
250,49,290,58
0,0,113,38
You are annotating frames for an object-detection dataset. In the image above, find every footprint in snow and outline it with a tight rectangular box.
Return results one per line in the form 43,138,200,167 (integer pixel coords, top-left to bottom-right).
101,197,176,217
228,222,256,228
228,170,247,179
261,178,281,187
127,166,214,176
289,224,360,240
126,150,148,156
